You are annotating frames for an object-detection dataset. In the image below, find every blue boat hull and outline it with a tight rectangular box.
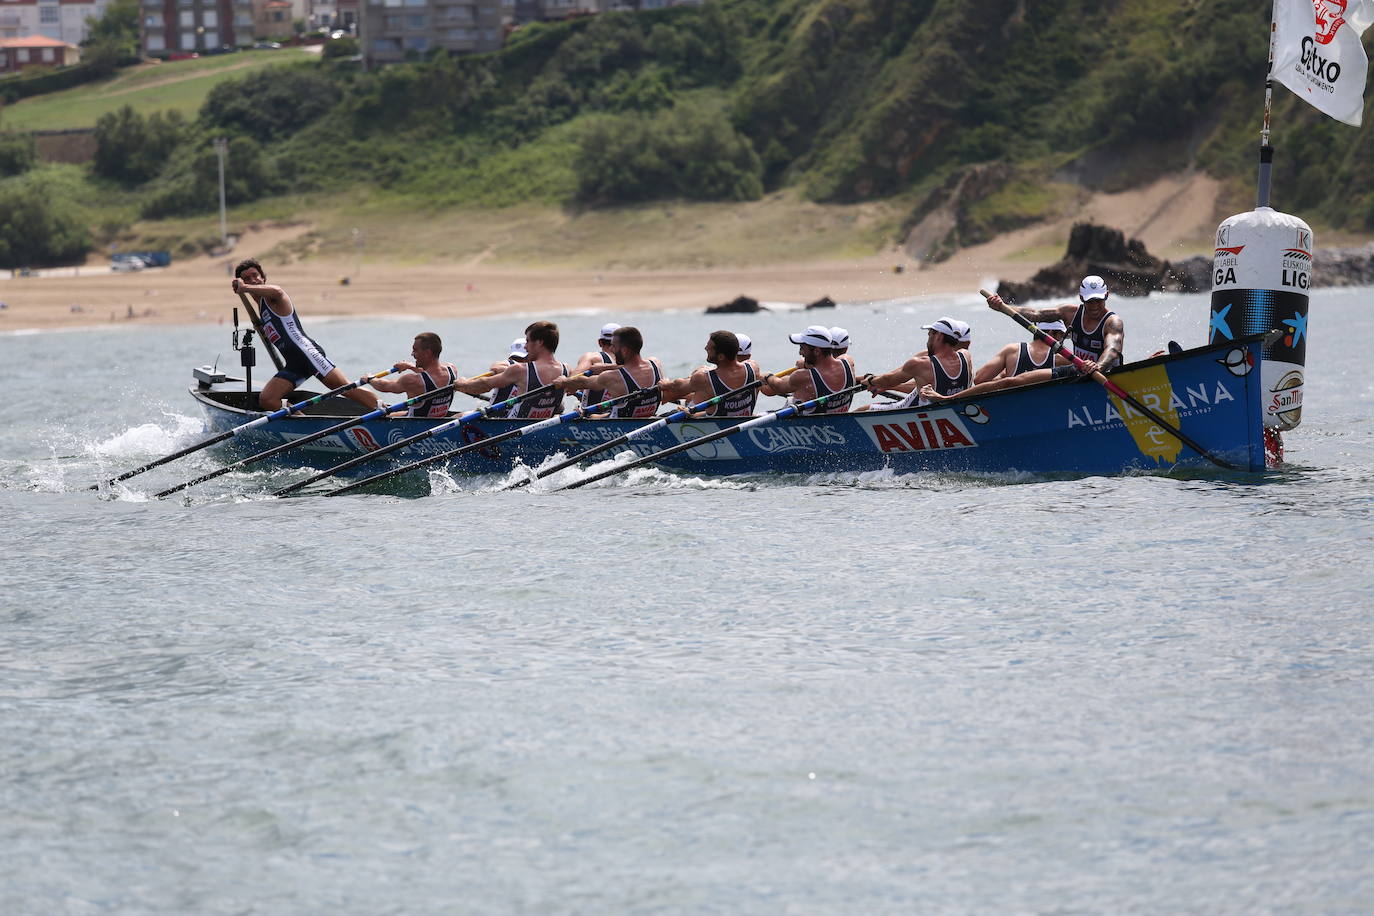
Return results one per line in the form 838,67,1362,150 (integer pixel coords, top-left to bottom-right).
191,335,1271,480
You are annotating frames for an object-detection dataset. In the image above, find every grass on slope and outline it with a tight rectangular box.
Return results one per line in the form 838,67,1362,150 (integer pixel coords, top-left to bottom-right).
120,187,909,270
0,49,316,131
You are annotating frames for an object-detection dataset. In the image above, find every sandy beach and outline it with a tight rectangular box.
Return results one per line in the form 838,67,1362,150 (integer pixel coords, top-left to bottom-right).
0,173,1230,333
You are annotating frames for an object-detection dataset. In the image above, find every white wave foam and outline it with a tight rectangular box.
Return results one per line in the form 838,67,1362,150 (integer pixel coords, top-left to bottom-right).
92,415,205,458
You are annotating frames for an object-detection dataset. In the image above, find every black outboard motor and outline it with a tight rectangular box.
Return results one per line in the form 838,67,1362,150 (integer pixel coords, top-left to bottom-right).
232,306,256,398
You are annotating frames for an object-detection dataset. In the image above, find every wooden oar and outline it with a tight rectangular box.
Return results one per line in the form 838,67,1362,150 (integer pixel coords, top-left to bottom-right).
237,291,285,372
981,288,1239,470
558,379,866,491
92,367,401,490
271,371,580,497
505,366,798,491
322,386,653,497
152,379,466,499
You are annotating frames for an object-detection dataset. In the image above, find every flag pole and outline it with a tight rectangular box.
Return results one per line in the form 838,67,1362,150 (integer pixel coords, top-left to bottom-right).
1258,1,1278,208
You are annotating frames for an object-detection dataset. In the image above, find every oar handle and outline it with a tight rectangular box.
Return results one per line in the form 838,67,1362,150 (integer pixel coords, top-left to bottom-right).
980,288,1238,470
236,291,285,371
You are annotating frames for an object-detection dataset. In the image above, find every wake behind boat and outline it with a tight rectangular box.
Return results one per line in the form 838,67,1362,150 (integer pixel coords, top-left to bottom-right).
186,331,1274,488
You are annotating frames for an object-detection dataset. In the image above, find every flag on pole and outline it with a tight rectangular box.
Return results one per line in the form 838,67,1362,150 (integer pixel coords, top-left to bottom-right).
1273,0,1374,126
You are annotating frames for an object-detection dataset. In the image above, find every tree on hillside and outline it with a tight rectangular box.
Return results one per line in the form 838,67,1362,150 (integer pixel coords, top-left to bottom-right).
0,180,91,268
0,131,38,177
201,67,342,142
83,0,141,73
94,106,187,185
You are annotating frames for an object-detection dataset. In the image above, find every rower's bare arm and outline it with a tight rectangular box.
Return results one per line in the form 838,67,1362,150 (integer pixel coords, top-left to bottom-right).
558,371,609,392
688,369,716,408
761,370,799,397
585,362,620,374
974,348,1013,385
1012,304,1069,323
1101,315,1126,367
657,376,691,402
231,279,287,308
371,374,420,396
866,357,924,392
456,366,512,395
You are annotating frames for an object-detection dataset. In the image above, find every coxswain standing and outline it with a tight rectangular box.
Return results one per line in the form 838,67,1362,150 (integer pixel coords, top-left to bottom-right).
991,275,1124,377
556,326,665,418
453,321,568,420
762,325,856,414
368,332,459,418
231,258,380,412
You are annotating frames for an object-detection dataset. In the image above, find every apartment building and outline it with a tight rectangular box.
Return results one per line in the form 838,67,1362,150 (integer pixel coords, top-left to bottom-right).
359,0,502,66
139,0,253,54
0,33,79,73
0,0,114,46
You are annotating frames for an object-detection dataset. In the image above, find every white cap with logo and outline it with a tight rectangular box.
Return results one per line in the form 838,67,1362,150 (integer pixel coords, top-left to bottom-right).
1079,275,1109,302
509,338,528,358
1035,319,1067,333
829,327,850,349
788,325,834,348
922,317,965,340
599,323,621,341
736,333,752,357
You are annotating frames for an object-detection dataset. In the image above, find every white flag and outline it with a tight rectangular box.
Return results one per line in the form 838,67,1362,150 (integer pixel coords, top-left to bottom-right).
1273,0,1374,126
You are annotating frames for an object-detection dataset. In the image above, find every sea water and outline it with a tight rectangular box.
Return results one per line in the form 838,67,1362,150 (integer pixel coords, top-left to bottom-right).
1,287,1372,912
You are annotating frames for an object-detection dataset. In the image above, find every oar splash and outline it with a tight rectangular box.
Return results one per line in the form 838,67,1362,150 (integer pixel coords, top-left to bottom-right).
93,368,401,490
153,380,459,499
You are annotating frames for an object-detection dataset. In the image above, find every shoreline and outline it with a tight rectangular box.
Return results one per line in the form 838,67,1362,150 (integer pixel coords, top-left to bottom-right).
0,253,1006,334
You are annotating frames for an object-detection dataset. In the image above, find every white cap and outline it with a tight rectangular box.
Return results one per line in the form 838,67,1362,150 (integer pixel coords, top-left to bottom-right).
788,325,834,348
736,333,752,356
922,317,964,339
829,327,850,349
1035,319,1067,333
598,322,621,341
949,319,972,343
1079,275,1109,301
508,338,528,358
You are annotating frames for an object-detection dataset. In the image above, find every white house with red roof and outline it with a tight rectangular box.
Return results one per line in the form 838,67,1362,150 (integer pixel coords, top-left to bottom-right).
0,33,80,73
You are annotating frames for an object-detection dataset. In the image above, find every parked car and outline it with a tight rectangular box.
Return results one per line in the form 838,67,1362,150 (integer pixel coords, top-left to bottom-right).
253,41,282,50
111,257,146,272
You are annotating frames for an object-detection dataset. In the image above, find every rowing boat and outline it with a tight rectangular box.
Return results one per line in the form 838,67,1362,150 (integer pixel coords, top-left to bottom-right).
188,332,1274,482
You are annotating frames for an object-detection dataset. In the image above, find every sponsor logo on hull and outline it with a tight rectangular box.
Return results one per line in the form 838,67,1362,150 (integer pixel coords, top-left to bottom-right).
855,410,978,454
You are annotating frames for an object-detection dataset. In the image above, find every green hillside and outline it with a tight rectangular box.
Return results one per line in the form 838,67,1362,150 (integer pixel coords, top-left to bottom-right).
0,49,316,132
3,0,1374,268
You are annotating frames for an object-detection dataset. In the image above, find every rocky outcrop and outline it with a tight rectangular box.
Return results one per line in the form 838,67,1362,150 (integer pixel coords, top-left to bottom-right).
806,295,837,309
996,223,1183,303
997,223,1374,302
706,295,765,314
1312,244,1374,287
